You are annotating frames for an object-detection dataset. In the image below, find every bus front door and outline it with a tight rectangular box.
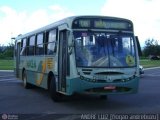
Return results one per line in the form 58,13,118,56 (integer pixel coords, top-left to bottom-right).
58,29,68,92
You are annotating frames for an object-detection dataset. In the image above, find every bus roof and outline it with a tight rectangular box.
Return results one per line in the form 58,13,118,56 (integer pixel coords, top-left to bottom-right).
15,15,133,40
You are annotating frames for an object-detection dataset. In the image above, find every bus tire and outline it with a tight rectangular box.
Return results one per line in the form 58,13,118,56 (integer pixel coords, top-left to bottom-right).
22,70,30,89
49,77,62,102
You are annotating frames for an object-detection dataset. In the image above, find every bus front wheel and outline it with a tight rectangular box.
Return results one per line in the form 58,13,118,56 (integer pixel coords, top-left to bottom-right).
49,77,62,102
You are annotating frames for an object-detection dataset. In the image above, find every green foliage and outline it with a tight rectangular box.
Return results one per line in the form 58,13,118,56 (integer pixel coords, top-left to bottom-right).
0,43,14,59
143,38,160,57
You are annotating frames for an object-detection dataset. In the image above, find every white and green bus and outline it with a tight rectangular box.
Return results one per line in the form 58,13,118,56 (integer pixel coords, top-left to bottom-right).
14,16,140,102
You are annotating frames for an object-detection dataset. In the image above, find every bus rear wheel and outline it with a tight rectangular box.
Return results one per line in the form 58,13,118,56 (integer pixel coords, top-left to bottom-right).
49,77,62,102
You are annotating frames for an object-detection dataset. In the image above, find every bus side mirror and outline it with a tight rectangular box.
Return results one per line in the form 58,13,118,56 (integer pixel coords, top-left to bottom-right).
135,36,142,57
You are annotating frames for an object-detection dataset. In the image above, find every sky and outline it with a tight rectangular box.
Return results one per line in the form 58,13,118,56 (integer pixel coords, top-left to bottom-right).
0,0,160,47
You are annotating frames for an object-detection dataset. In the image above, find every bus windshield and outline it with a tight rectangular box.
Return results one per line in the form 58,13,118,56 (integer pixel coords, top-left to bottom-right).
74,31,136,68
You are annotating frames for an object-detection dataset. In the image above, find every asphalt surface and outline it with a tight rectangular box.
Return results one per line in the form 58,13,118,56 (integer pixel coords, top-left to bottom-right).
0,69,160,119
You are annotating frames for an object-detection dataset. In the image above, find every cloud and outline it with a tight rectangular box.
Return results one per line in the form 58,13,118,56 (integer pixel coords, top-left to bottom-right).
49,5,63,11
101,0,160,46
0,5,74,45
48,5,74,21
0,6,25,45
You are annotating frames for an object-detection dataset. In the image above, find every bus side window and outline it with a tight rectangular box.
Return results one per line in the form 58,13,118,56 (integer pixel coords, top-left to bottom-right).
36,33,44,55
20,38,27,56
47,29,57,55
28,36,35,56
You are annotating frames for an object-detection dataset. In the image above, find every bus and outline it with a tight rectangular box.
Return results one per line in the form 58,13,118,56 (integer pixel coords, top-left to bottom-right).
14,16,140,102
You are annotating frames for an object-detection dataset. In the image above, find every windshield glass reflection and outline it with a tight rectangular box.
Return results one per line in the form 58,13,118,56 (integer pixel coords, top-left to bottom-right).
74,31,136,67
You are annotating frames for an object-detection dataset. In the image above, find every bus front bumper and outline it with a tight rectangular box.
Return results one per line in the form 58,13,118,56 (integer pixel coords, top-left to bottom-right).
66,76,139,96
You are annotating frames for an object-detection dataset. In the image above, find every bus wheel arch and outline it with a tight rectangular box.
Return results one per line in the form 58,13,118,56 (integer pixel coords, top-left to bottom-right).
22,68,30,89
48,71,62,102
47,71,54,90
22,68,25,79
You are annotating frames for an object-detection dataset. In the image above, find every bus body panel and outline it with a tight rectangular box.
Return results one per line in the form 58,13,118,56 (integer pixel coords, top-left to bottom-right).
19,56,57,89
14,15,140,98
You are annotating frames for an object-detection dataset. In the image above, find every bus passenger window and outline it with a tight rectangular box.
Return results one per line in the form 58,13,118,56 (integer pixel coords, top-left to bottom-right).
47,30,57,55
36,33,44,55
20,38,27,56
28,36,35,56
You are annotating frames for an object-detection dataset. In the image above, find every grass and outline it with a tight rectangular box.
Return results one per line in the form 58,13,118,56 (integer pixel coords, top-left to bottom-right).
0,59,160,70
140,59,160,68
0,59,14,70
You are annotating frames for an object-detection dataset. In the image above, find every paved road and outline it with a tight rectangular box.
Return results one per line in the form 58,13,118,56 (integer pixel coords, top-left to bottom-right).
0,69,160,119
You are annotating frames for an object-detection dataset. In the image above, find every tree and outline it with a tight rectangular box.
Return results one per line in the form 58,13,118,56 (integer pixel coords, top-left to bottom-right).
0,43,14,59
143,38,160,57
145,38,158,46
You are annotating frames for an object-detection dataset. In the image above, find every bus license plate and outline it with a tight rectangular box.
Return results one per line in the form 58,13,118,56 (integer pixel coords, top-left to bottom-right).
104,86,116,90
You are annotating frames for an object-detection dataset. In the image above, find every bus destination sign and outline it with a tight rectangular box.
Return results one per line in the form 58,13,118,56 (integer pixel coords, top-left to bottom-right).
79,20,90,28
72,18,133,30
